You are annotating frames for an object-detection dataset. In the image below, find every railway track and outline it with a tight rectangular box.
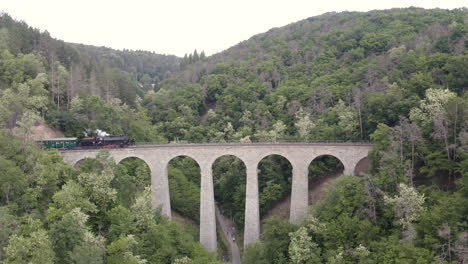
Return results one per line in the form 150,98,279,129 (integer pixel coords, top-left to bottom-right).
62,142,371,151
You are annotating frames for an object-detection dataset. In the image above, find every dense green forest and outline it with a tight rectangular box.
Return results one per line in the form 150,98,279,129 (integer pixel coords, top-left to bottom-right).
0,7,467,263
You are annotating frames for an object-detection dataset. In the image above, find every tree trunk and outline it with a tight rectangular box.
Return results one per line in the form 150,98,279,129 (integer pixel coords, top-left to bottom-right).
411,142,415,186
453,101,458,161
57,71,60,111
448,230,452,262
400,135,404,165
5,186,9,203
51,58,56,108
358,107,363,140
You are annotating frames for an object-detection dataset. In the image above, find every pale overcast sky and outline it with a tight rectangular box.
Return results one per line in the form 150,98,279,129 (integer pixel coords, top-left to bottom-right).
1,0,466,57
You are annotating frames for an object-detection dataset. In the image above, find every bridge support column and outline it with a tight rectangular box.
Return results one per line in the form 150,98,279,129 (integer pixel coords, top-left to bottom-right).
244,161,260,248
343,158,358,176
150,162,171,218
199,162,217,252
343,167,354,176
290,161,309,223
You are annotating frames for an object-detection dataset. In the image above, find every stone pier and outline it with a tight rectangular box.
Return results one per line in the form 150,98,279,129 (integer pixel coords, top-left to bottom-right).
290,160,310,223
199,162,217,251
243,160,260,247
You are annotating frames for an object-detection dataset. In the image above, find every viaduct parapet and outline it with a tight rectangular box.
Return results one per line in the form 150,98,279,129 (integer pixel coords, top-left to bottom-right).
60,142,372,252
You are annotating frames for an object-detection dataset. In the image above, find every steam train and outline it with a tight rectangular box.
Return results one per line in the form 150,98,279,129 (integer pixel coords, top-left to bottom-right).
36,135,134,149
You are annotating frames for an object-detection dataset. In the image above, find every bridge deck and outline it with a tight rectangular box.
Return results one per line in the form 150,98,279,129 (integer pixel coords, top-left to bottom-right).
61,142,372,151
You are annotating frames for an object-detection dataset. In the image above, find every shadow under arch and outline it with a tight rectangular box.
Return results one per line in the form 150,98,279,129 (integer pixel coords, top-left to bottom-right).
308,154,345,205
114,157,151,207
212,155,247,229
74,158,87,170
167,155,202,225
354,156,370,176
257,154,293,220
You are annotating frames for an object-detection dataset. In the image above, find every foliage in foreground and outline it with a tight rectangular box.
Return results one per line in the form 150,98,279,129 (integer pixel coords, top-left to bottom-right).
244,173,468,263
0,131,221,263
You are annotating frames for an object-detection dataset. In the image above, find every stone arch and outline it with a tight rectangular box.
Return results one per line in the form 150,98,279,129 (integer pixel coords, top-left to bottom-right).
307,154,345,205
167,154,202,168
73,157,104,171
257,154,293,219
211,154,247,178
211,153,249,171
309,154,345,176
211,154,247,230
167,155,202,220
118,156,151,167
73,158,89,170
211,153,249,169
309,153,346,176
113,154,149,165
354,156,370,176
257,152,293,165
117,156,151,180
115,157,152,207
166,154,216,252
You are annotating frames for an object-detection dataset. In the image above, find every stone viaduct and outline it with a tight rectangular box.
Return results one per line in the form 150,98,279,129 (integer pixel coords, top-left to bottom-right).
59,142,372,252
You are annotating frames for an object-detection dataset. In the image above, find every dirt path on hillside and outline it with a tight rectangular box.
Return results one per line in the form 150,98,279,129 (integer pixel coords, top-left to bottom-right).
216,205,241,264
308,173,340,204
13,122,63,140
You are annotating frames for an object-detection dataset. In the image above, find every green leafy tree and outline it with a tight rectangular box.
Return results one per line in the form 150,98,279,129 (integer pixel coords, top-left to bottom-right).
295,108,315,140
4,229,55,264
288,226,322,264
131,186,156,229
107,235,147,264
0,156,26,203
385,183,425,229
78,168,117,210
213,156,246,227
113,158,150,207
409,88,456,127
108,205,136,241
0,207,18,259
69,231,105,264
51,180,97,214
169,166,200,221
243,217,297,264
327,244,370,264
49,208,89,263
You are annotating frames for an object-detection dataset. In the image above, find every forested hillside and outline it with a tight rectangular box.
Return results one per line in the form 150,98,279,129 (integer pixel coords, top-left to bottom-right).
0,7,467,263
0,12,179,134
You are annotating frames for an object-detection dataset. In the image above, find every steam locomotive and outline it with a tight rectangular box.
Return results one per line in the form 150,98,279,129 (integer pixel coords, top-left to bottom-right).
36,135,134,149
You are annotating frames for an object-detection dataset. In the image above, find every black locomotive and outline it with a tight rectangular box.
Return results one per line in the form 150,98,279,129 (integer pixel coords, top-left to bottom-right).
79,135,134,148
